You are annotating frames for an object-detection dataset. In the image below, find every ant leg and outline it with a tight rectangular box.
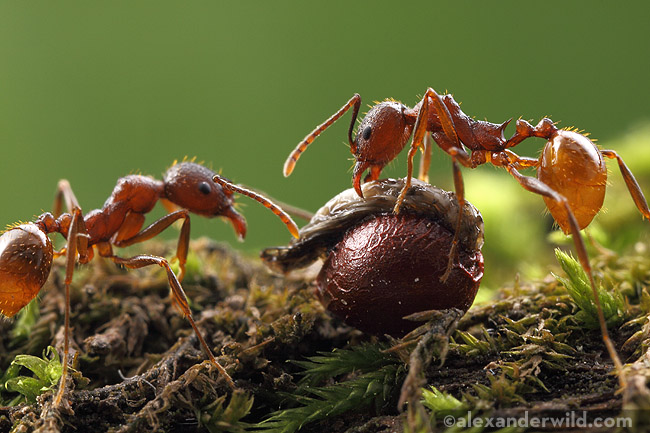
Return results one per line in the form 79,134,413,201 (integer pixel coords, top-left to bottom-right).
394,145,420,213
53,179,80,217
513,157,539,170
395,87,460,213
396,88,476,280
430,130,475,282
284,94,361,177
113,210,191,282
434,142,476,282
108,253,236,389
585,229,617,257
440,160,465,283
53,207,90,408
504,164,626,388
418,133,432,183
503,149,539,170
601,150,650,219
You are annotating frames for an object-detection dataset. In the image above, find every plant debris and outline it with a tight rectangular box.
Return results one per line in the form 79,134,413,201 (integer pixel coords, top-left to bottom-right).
2,237,650,432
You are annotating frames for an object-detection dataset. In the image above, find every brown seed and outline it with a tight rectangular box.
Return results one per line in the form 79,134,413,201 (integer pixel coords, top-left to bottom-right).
317,212,483,337
262,178,484,337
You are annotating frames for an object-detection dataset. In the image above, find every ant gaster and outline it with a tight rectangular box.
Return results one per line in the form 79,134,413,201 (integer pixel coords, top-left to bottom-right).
283,88,650,387
0,161,296,407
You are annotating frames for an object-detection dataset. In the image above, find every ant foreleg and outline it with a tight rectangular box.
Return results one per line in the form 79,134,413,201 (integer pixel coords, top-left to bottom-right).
394,145,420,214
395,89,442,212
395,88,475,281
284,94,361,177
108,254,235,389
113,210,191,281
504,164,626,388
601,150,650,220
395,88,461,213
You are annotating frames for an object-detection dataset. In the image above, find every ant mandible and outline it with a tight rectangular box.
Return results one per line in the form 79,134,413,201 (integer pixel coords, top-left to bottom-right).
0,160,297,408
283,88,650,387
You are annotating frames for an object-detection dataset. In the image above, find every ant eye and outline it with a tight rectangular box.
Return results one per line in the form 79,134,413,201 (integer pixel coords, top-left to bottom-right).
362,126,372,140
198,181,211,195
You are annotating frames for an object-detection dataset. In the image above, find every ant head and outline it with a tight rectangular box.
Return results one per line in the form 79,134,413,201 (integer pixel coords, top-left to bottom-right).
351,101,413,195
163,162,247,240
353,101,411,158
0,223,53,317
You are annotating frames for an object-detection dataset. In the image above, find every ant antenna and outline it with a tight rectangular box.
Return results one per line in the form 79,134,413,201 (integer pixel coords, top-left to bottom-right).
283,94,361,177
213,175,300,239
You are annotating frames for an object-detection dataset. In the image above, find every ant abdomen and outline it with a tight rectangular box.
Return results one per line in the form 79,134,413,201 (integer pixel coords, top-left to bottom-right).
538,130,607,233
0,223,53,317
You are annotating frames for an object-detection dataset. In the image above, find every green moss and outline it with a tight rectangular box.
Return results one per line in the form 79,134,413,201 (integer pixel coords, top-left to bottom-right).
1,221,650,432
553,249,625,328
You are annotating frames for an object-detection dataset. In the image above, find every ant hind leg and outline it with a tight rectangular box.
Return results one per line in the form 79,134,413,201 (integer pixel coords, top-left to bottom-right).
504,164,626,388
108,253,236,389
601,149,650,220
113,210,191,281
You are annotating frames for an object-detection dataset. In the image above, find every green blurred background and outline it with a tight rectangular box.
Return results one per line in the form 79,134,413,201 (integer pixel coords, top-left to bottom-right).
1,1,649,290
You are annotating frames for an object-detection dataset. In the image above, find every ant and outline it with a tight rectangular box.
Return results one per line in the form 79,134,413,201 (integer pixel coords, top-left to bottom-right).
0,160,296,408
283,88,650,388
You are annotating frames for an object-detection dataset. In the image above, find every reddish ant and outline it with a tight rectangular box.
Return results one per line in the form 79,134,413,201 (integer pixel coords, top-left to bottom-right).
0,161,295,407
283,88,650,387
